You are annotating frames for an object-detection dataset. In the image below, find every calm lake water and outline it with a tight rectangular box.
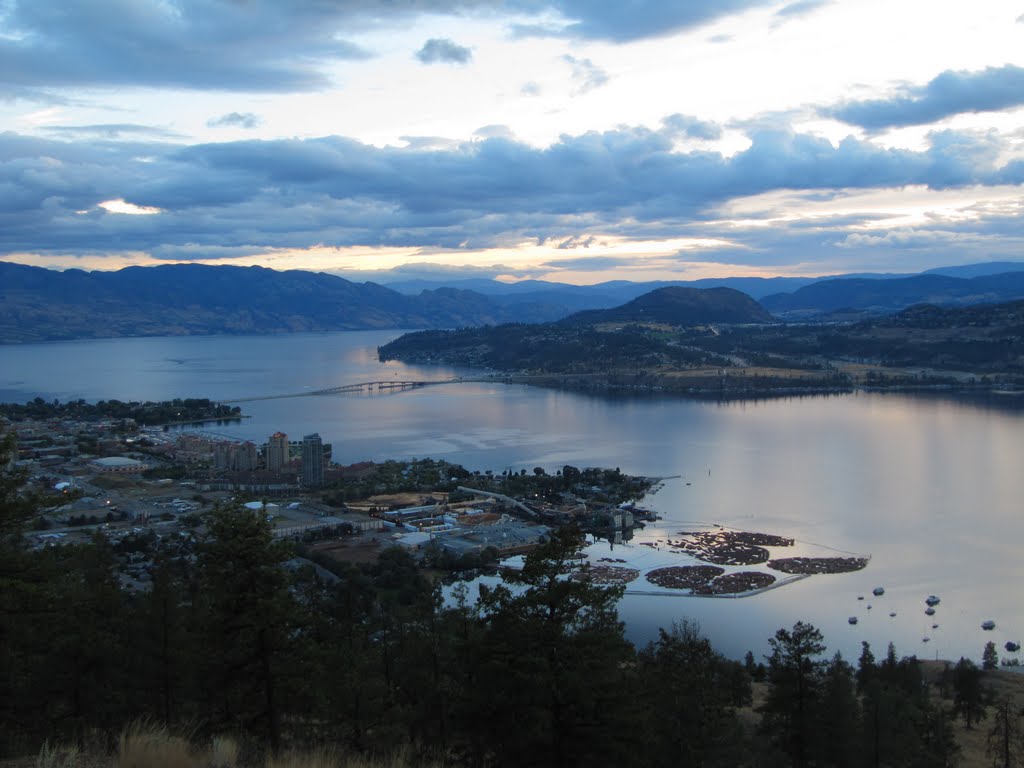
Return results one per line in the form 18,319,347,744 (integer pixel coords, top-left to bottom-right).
2,331,1022,664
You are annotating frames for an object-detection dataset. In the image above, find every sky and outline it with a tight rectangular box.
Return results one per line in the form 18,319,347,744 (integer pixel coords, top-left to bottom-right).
2,0,1024,285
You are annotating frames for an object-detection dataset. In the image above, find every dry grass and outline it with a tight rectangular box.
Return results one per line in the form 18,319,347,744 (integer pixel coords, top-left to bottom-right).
116,723,195,768
11,724,444,768
34,743,80,768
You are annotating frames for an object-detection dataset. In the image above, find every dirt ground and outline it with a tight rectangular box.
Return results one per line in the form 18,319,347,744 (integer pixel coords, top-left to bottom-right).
309,532,390,565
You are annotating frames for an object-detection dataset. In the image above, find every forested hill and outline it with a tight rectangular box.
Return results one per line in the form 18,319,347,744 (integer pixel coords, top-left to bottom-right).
0,262,572,342
379,298,1024,394
378,285,772,373
564,286,774,325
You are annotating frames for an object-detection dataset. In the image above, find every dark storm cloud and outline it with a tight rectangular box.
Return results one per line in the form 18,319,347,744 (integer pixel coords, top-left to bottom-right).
207,113,263,130
2,123,1022,271
827,65,1024,130
416,38,473,64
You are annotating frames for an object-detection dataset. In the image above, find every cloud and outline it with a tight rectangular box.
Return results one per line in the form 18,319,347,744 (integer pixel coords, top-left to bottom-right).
555,234,597,249
661,113,722,141
0,0,792,97
41,123,183,139
474,125,516,140
533,0,778,42
2,121,1022,276
0,0,371,93
415,38,473,65
207,112,263,130
148,244,277,261
334,261,538,283
774,0,830,19
541,255,642,270
827,65,1024,130
400,135,463,150
563,55,609,95
521,81,542,97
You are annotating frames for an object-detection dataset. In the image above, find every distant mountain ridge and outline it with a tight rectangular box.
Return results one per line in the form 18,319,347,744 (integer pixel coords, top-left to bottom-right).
761,271,1024,316
0,262,570,343
2,259,1024,343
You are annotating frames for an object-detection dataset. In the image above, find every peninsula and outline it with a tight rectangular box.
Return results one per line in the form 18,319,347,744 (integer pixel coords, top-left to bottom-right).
379,290,1024,399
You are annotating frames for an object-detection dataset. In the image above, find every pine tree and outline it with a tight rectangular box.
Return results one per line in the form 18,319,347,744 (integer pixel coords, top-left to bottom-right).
761,621,826,768
194,504,300,752
637,620,750,766
987,697,1024,768
952,656,987,730
470,526,634,768
984,641,1000,671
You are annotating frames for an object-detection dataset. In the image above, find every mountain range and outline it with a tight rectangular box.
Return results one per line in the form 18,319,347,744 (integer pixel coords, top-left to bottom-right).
1,260,1024,343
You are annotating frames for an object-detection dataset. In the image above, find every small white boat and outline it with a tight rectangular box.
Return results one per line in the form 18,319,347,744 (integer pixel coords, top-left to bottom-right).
982,620,996,630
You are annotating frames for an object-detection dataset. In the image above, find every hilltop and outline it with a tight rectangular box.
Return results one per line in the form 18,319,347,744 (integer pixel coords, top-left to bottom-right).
565,286,774,326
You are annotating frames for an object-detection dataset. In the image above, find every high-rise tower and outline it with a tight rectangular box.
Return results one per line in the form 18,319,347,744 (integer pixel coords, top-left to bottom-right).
301,433,324,487
267,431,288,472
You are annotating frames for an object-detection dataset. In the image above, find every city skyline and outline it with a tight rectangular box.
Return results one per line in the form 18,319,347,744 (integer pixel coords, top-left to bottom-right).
1,1,1023,284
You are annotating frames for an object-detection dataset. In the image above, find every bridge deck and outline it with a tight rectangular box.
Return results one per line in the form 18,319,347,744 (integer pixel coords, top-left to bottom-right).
225,378,466,403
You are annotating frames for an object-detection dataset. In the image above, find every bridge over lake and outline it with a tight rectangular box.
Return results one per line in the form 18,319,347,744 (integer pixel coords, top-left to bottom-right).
224,378,465,403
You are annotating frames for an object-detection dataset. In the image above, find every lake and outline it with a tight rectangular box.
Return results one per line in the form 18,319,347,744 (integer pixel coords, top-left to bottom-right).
2,330,1022,664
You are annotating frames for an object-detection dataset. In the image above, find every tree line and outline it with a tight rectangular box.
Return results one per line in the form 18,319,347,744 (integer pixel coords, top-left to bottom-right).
0,397,242,425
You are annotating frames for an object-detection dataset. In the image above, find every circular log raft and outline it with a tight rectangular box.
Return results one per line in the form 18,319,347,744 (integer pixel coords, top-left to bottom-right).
645,565,725,590
702,571,777,594
667,530,789,565
573,564,640,585
767,556,868,574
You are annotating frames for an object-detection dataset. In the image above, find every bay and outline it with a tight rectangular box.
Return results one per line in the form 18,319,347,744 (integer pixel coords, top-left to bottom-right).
2,330,1022,664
